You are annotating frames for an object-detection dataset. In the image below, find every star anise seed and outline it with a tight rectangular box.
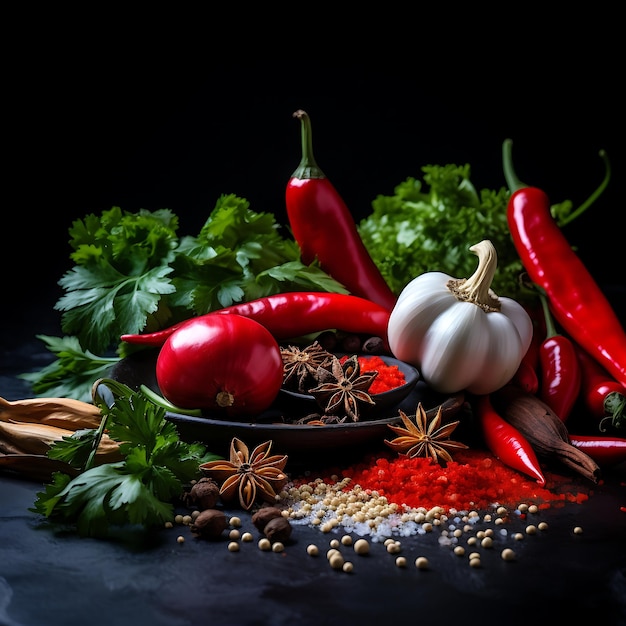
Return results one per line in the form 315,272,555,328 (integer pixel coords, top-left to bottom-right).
385,402,468,464
199,437,288,511
280,341,334,393
309,355,377,422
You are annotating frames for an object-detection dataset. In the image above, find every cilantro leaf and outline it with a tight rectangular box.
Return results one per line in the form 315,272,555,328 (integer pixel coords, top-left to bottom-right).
18,335,119,403
31,380,219,537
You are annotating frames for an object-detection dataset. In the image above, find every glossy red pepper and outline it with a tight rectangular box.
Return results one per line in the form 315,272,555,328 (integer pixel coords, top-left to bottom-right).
472,393,546,485
568,434,626,466
121,292,390,348
574,343,626,432
536,291,581,422
503,139,626,388
285,110,397,312
511,316,542,394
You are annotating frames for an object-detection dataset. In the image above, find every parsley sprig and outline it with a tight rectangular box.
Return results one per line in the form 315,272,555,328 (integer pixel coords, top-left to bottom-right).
31,379,218,538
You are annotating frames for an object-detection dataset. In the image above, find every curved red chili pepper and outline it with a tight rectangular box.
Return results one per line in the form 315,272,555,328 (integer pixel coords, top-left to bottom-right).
574,343,626,432
503,139,626,388
536,290,581,422
569,434,626,466
511,316,542,394
121,292,390,348
472,393,546,485
285,110,397,312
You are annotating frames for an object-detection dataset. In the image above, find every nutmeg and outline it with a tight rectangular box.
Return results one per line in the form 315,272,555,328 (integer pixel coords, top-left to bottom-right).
263,516,292,544
185,477,220,510
190,509,228,539
251,506,284,532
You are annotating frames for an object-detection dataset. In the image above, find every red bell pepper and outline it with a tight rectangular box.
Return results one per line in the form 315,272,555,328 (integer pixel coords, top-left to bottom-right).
471,393,546,485
285,110,397,312
121,292,390,348
574,343,626,432
536,290,581,422
503,139,626,388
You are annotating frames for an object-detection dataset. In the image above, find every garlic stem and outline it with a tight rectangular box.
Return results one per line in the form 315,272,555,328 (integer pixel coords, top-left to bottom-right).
448,240,500,312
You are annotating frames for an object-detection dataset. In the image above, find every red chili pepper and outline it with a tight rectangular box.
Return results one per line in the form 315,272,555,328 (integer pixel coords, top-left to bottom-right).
285,110,397,312
503,139,626,388
568,434,626,467
121,292,390,348
536,290,581,422
574,343,626,432
511,315,542,394
472,393,546,485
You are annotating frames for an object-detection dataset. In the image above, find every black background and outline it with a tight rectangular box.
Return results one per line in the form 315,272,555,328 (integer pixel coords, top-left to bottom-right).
5,36,622,342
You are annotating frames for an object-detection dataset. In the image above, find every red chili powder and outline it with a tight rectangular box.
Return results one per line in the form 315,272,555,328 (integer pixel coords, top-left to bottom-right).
313,449,593,513
339,355,406,395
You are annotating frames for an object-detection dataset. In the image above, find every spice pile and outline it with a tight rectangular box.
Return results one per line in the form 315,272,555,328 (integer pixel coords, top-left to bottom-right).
280,447,593,542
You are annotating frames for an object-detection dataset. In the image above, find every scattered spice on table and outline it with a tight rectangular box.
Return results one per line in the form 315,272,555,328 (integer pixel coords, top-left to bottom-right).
281,448,593,541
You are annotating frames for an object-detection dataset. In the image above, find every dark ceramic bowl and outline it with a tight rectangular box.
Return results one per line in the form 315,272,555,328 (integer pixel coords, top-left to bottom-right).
278,355,420,415
109,348,465,469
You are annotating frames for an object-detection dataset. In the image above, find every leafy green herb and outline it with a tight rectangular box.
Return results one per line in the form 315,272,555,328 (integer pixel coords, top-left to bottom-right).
24,194,347,401
357,164,525,299
31,379,219,537
19,335,120,403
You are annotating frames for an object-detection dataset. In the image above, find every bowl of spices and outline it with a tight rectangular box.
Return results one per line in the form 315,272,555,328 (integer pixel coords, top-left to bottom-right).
108,344,463,469
278,346,420,420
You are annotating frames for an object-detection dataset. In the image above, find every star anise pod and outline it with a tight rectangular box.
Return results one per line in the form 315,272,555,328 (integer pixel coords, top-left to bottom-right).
309,355,377,422
385,402,468,464
199,438,288,511
280,341,334,392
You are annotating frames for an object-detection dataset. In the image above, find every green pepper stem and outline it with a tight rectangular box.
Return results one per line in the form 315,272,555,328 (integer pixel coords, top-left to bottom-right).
557,150,611,227
290,109,325,180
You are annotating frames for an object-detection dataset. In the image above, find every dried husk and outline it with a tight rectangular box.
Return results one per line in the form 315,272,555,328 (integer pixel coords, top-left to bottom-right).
493,385,601,483
0,420,121,460
0,396,102,429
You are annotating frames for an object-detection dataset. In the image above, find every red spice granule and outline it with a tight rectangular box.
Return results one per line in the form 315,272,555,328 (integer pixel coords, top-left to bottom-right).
307,448,592,513
339,355,406,395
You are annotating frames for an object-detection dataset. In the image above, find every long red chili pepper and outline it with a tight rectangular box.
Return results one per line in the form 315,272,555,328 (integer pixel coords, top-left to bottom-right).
503,139,626,388
568,434,626,466
536,290,581,422
121,292,390,347
511,315,542,394
472,393,546,485
574,343,626,432
285,110,397,312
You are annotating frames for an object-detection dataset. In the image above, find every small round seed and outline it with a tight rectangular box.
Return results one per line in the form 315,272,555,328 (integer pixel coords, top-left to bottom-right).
501,548,516,561
573,526,584,535
241,532,254,542
272,542,285,553
396,556,408,568
227,541,239,552
307,544,320,556
329,553,344,569
342,561,354,573
258,538,271,551
353,539,370,555
176,535,185,544
415,556,429,570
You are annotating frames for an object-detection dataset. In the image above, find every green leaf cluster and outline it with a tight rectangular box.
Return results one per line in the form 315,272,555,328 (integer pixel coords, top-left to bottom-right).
357,164,525,299
31,380,218,538
23,195,347,400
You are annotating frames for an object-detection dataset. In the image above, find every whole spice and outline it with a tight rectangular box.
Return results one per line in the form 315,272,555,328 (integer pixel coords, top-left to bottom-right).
574,342,626,432
280,341,333,393
190,509,229,539
285,109,397,312
536,290,581,422
184,477,220,510
493,385,601,483
251,506,284,532
309,355,377,422
471,393,546,485
387,240,533,394
263,516,293,544
121,292,390,350
200,438,288,511
385,402,468,463
503,139,626,388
